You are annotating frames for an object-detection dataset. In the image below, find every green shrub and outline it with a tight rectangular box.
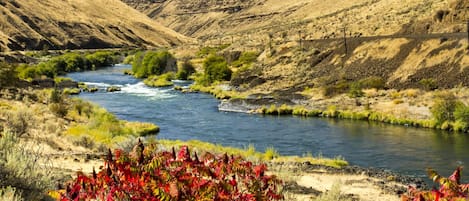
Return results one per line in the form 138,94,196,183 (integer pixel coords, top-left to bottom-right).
16,51,117,80
53,77,72,84
65,99,160,146
431,92,462,124
49,102,68,118
323,105,339,117
202,55,232,85
0,130,53,200
62,88,80,95
348,82,364,98
277,104,293,115
196,44,230,58
231,51,258,68
70,98,93,118
63,52,85,72
264,146,280,160
359,76,385,89
85,51,118,70
323,80,349,97
454,103,469,123
16,64,39,81
0,63,18,88
266,104,279,115
3,109,32,136
143,72,175,87
122,54,134,64
49,88,63,103
419,78,438,91
72,135,96,149
123,122,160,136
452,120,468,132
176,60,196,80
132,50,176,78
292,106,309,116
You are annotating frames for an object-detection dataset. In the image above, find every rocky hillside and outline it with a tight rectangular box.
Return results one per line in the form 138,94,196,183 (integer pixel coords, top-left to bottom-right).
124,0,468,91
0,0,191,51
123,0,467,42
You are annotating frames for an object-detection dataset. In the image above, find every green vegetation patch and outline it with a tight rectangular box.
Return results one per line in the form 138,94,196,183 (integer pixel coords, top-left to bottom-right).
157,139,348,168
131,50,176,78
143,72,175,87
0,130,54,200
65,98,159,146
175,60,196,80
15,51,118,81
231,51,259,69
196,55,232,86
196,44,230,58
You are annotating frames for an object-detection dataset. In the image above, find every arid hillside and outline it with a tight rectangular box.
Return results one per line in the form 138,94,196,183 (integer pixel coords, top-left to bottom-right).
0,0,192,51
124,0,468,92
123,0,467,43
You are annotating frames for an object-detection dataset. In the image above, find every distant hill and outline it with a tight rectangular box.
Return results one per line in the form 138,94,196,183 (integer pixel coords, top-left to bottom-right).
124,0,468,91
123,0,467,42
0,0,192,51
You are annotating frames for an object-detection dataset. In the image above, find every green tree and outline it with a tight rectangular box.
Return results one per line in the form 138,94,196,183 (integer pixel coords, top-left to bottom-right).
431,92,462,124
131,50,176,78
64,53,85,72
176,60,196,80
203,55,232,84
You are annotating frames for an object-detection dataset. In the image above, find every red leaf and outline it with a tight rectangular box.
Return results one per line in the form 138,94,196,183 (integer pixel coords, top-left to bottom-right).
254,164,267,178
177,146,191,161
449,166,462,185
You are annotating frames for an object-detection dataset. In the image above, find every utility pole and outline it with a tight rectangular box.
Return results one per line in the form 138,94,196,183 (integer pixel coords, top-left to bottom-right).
343,27,348,55
298,30,303,52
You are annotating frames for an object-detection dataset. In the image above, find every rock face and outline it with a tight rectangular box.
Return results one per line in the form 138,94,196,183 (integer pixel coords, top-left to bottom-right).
0,0,192,51
107,86,122,92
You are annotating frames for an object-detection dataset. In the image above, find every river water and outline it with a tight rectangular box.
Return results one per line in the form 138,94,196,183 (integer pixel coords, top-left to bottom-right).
67,64,469,182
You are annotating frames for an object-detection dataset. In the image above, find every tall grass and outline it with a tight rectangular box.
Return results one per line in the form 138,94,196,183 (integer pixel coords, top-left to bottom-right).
156,139,348,168
256,103,448,131
0,130,53,200
65,98,159,147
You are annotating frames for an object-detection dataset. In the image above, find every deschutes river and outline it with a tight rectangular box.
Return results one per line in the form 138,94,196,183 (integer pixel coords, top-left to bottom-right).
68,64,469,182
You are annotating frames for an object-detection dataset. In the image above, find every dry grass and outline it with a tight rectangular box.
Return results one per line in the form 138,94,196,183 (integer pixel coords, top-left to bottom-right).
0,0,193,51
142,0,449,45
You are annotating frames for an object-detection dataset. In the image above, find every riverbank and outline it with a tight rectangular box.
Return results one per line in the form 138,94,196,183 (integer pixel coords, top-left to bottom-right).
0,87,424,200
198,81,469,133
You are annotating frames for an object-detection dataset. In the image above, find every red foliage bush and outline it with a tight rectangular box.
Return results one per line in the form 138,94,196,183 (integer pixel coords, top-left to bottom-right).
60,141,283,201
402,167,469,201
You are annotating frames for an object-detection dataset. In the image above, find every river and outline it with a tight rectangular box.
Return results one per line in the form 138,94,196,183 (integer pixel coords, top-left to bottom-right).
67,64,469,182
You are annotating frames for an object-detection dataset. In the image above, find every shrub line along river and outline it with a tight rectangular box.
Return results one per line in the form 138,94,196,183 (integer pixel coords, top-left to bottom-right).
67,64,469,182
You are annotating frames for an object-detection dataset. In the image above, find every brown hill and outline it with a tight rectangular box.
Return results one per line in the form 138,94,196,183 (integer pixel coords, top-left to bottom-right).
123,0,467,43
0,0,192,51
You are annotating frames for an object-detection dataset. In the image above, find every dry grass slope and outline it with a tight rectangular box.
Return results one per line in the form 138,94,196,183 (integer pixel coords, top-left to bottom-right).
124,0,466,43
0,0,192,51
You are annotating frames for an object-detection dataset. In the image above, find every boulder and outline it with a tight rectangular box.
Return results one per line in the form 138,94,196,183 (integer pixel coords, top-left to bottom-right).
106,86,121,92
